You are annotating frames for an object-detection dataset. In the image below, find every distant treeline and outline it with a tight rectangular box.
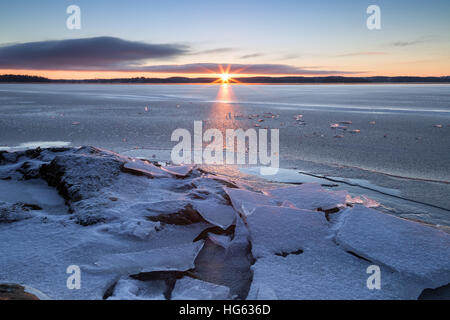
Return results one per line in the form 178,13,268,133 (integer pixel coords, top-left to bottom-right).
1,74,450,84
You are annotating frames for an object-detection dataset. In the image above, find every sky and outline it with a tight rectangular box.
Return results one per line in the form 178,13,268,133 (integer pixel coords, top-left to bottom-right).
0,0,449,79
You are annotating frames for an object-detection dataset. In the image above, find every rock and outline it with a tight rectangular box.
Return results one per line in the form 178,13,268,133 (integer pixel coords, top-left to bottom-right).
0,201,33,223
0,284,41,300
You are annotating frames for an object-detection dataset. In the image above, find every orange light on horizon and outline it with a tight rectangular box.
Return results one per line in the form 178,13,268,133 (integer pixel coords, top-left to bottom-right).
220,73,231,83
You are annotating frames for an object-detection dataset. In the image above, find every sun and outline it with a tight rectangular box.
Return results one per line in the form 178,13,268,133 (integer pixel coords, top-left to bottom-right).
220,73,231,83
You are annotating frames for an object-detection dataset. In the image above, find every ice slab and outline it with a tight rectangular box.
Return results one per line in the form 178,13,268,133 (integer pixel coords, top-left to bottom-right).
107,279,166,300
248,247,426,300
122,160,170,178
246,205,329,258
267,184,348,211
224,187,276,217
95,241,204,274
192,201,236,230
171,277,231,300
335,206,450,287
161,165,194,177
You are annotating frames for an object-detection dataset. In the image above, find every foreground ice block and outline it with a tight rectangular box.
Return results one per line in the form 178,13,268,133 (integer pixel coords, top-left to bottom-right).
193,201,237,230
246,205,428,299
335,205,450,288
248,248,426,300
95,241,205,274
246,205,329,258
267,184,348,211
224,187,276,217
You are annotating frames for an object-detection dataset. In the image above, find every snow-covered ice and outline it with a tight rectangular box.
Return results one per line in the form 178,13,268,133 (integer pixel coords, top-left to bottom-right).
171,277,231,300
335,206,450,288
0,146,449,300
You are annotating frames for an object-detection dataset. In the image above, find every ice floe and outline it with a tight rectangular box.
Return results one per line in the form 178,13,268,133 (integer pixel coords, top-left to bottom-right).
335,206,450,288
94,242,205,274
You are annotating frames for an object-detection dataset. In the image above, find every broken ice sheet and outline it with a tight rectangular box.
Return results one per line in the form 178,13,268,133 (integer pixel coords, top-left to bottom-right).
246,205,330,258
335,206,450,288
122,160,171,178
171,277,231,300
160,164,194,177
267,184,348,211
192,201,236,230
207,233,232,249
94,241,205,274
248,246,426,300
224,187,276,217
107,279,166,300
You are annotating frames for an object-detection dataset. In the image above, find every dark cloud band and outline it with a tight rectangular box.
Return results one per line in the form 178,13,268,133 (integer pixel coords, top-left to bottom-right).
0,37,188,70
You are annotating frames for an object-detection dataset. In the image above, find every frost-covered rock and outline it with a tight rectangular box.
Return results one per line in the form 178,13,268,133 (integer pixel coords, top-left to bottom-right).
0,201,33,223
335,206,450,288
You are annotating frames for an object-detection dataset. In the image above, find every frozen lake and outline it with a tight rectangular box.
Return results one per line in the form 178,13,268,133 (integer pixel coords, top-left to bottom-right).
0,83,449,223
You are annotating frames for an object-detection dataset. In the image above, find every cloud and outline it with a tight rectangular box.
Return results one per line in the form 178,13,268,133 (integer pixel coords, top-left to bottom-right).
388,36,433,47
193,47,237,55
135,63,364,75
240,53,264,59
336,51,387,57
0,37,189,70
390,40,424,47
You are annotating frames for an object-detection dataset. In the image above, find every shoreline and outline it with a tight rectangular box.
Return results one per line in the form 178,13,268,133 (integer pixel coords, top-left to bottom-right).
0,146,449,300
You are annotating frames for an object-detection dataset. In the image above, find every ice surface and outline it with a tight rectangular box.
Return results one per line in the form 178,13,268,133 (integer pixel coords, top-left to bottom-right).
94,241,205,274
160,164,194,177
335,206,450,288
0,146,448,300
207,233,232,249
246,205,329,258
224,187,276,217
267,184,348,211
0,180,65,210
248,251,426,300
246,205,427,299
171,277,231,300
122,160,171,178
107,279,166,300
192,201,237,230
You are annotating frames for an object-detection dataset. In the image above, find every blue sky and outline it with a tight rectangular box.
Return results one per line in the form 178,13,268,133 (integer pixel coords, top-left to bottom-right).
0,0,449,78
